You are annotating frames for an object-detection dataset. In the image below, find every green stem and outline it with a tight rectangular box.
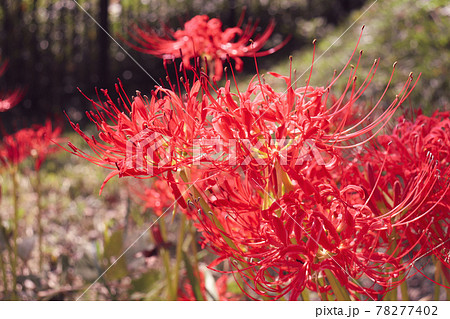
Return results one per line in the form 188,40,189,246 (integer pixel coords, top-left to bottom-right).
324,269,351,301
400,279,409,301
158,219,174,300
0,206,9,296
11,167,19,300
441,270,450,301
446,283,450,301
0,251,8,297
182,250,204,301
188,222,204,299
433,256,449,301
301,289,310,301
172,213,187,299
317,275,328,300
189,223,199,273
36,169,43,273
384,231,403,301
433,259,441,301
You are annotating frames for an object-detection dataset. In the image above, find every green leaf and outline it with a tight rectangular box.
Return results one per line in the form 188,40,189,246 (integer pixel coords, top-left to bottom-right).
131,270,161,293
324,269,351,301
182,251,204,301
103,230,123,259
227,278,242,295
105,259,128,281
103,230,128,281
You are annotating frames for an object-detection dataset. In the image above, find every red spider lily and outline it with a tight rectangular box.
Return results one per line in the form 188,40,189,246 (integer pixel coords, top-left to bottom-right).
181,33,427,300
130,178,175,216
190,172,405,300
126,14,290,80
68,28,431,300
341,111,450,284
29,120,62,171
0,58,24,112
0,127,34,169
64,76,211,196
0,120,61,170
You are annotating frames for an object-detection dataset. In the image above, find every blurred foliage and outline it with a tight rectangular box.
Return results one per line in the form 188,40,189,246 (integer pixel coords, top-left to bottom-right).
266,0,450,112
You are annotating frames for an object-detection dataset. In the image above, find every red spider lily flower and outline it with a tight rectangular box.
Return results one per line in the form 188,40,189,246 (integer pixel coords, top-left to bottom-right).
64,77,212,195
191,173,403,300
0,127,34,169
126,14,290,80
193,37,419,197
342,111,450,283
0,58,24,112
184,31,426,300
29,120,62,171
129,178,175,216
0,120,61,170
67,27,429,300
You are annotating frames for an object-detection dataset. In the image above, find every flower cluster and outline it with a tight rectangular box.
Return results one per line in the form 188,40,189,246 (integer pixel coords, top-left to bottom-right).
343,111,450,276
0,120,62,171
130,178,175,217
126,14,290,80
68,29,449,300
